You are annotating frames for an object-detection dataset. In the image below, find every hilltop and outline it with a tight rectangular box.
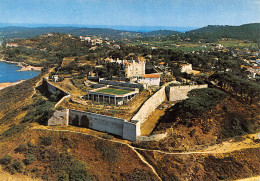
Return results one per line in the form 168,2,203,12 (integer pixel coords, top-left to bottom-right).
183,23,260,42
1,23,259,43
0,26,181,40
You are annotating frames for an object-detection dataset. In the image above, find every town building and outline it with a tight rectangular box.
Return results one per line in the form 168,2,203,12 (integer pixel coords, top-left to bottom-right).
87,86,139,105
139,74,161,88
104,57,146,78
6,43,19,47
180,63,193,74
124,58,146,78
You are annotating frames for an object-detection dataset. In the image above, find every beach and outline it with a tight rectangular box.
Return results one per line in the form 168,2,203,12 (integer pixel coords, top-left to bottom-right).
0,58,40,90
0,80,25,90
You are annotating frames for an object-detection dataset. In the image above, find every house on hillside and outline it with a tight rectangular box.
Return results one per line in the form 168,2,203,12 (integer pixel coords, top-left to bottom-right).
139,74,160,88
180,63,193,74
6,43,19,47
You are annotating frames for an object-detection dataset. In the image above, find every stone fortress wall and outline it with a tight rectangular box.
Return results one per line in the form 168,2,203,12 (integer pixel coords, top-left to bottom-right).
48,109,137,141
131,86,166,136
47,81,208,141
44,79,69,96
167,84,208,102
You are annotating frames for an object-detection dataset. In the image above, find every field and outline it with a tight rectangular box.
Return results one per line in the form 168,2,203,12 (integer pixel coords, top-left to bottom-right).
218,40,257,48
96,88,132,95
128,40,210,52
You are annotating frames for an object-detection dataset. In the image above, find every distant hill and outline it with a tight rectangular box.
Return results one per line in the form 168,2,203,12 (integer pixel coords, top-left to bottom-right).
144,30,180,36
0,23,259,41
0,26,139,39
0,26,182,40
183,23,260,42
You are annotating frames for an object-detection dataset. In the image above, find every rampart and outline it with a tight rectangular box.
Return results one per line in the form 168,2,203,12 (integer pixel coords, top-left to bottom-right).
69,109,126,136
48,109,69,126
48,109,137,141
167,84,208,102
131,86,166,136
44,80,69,96
47,84,209,142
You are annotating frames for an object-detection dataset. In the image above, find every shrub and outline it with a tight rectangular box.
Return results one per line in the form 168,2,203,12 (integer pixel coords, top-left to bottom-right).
50,151,92,181
1,123,29,139
15,143,28,154
61,136,74,148
69,161,92,181
101,134,113,140
5,165,16,175
58,172,69,181
11,160,24,173
23,154,36,165
124,168,158,181
39,136,52,146
94,141,121,164
0,155,12,165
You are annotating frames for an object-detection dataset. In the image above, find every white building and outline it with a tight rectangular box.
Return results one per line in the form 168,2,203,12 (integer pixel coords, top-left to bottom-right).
139,74,160,88
180,64,193,74
124,58,145,78
6,43,19,47
104,57,146,78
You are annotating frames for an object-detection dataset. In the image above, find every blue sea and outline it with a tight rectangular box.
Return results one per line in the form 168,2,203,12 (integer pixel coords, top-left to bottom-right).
0,61,39,83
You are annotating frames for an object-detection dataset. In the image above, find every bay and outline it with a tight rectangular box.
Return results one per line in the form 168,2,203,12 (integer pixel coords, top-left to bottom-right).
0,61,39,83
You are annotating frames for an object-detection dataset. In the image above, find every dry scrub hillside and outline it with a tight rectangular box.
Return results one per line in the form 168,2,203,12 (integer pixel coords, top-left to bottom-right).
137,147,260,181
141,95,260,152
0,128,159,180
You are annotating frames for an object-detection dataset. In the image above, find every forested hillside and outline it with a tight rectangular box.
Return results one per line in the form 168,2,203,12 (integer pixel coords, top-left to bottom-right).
182,23,260,42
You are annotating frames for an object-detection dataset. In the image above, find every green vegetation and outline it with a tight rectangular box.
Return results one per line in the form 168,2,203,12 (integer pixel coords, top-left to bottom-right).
23,154,36,165
94,62,125,78
123,168,157,181
94,140,121,164
11,160,24,173
11,141,92,180
39,136,52,146
179,88,227,117
96,87,131,95
21,96,55,125
218,40,257,48
211,72,260,104
0,155,12,165
0,123,31,139
182,23,260,42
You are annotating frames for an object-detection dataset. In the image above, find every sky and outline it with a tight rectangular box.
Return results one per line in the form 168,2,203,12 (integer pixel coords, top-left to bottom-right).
0,0,259,28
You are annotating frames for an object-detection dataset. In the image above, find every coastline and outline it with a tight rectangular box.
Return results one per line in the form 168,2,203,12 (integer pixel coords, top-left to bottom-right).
0,58,41,90
0,58,42,72
0,80,25,90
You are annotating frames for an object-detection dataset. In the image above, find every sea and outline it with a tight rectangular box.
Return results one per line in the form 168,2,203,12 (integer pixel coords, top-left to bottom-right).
0,23,198,32
0,61,39,83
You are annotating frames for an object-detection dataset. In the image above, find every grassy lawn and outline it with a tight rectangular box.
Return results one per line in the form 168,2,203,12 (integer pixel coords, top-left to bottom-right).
96,88,131,95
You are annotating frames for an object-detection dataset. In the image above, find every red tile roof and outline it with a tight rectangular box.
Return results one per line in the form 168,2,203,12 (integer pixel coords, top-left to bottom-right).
143,74,160,78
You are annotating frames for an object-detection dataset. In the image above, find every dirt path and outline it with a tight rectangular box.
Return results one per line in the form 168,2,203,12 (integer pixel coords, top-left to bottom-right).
32,127,260,155
129,146,162,181
235,176,260,181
